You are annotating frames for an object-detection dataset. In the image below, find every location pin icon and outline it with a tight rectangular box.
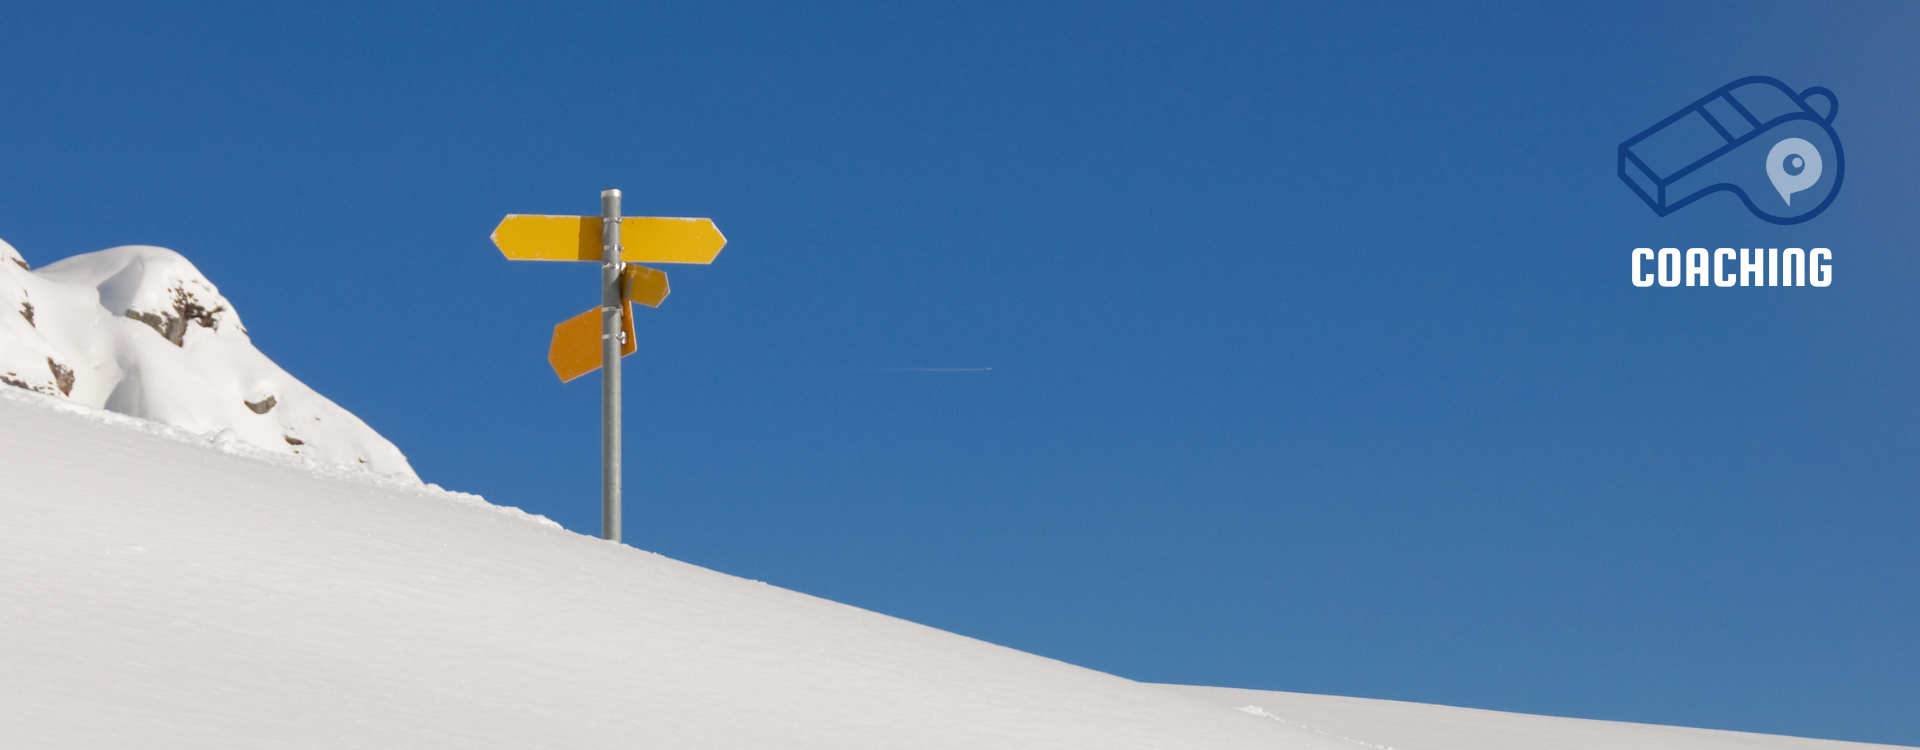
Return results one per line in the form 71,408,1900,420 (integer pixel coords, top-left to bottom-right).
1766,137,1822,206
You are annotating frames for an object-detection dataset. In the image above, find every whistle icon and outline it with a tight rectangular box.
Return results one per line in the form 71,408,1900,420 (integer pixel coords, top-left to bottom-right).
1618,77,1843,225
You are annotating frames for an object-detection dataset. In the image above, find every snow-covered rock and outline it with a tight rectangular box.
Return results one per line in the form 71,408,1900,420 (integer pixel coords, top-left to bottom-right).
0,237,416,479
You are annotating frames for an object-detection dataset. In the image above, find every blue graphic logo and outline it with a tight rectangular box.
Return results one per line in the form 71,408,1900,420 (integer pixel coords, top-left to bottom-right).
1618,77,1843,224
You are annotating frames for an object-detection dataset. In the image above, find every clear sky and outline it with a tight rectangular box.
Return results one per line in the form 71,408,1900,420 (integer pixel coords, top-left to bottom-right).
3,1,1916,744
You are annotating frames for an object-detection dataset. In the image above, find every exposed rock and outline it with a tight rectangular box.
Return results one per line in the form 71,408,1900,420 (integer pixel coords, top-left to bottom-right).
245,395,277,414
47,358,73,396
126,285,226,347
284,436,305,446
1,365,65,397
18,301,31,327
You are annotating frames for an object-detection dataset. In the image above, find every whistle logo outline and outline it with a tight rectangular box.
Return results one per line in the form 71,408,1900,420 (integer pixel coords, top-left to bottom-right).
1618,76,1844,225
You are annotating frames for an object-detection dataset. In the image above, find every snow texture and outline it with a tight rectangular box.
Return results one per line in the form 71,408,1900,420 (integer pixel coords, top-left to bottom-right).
1164,685,1911,750
3,389,1909,749
0,388,1329,749
0,237,416,479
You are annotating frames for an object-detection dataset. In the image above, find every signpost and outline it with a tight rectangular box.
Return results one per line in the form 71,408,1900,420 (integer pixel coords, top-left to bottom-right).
491,190,726,543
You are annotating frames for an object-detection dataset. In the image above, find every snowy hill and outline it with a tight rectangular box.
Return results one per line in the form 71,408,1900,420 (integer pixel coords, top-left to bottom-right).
1165,686,1906,750
0,238,414,479
3,389,1910,749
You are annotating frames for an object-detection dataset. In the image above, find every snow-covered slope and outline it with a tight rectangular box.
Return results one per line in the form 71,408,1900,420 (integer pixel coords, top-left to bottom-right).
1163,685,1907,750
0,238,415,479
0,388,1334,749
1,390,1907,749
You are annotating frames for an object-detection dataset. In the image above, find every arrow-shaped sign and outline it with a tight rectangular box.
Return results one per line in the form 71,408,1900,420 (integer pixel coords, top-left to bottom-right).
549,301,636,383
622,263,669,308
492,215,726,264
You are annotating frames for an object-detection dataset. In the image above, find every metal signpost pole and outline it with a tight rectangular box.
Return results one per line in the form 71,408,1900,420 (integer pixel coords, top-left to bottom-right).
600,188,623,542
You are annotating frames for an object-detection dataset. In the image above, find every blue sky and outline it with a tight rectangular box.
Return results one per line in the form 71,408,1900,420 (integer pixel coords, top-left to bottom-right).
4,1,1917,744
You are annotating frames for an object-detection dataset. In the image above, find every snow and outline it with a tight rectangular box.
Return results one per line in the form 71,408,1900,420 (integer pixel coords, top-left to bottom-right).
0,238,415,479
1163,685,1910,750
0,388,1331,748
3,390,1909,749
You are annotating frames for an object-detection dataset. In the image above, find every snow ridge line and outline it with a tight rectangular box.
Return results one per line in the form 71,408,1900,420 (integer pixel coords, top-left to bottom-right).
0,385,561,530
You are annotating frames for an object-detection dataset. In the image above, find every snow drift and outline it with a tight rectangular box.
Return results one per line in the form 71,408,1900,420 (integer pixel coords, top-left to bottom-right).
0,237,415,479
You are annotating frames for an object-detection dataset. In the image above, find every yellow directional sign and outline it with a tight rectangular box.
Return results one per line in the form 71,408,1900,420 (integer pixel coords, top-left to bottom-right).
620,217,725,264
492,215,726,264
622,264,669,308
494,188,725,544
549,302,636,383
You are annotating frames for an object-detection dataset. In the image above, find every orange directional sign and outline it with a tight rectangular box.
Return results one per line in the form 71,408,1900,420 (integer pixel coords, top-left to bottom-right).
549,302,636,383
492,215,726,264
622,264,669,308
